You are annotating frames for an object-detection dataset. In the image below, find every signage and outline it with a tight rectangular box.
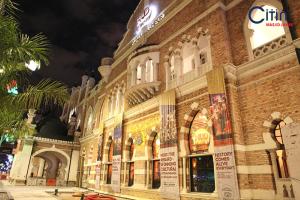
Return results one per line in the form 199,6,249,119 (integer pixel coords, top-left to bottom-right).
132,5,165,45
206,68,240,200
159,90,180,200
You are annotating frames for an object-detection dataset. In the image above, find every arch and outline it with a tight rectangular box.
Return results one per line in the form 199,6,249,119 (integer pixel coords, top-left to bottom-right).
243,0,292,60
146,131,159,160
179,102,210,157
124,137,134,161
29,147,70,181
103,136,113,162
84,106,94,136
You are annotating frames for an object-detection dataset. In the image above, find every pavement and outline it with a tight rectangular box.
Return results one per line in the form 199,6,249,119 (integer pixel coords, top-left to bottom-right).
0,180,86,200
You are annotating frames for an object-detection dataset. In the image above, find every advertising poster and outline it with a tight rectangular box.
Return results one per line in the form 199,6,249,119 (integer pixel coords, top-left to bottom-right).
159,90,180,200
206,68,240,200
111,114,123,193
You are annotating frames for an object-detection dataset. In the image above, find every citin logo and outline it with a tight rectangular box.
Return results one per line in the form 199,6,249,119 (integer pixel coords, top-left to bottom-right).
248,6,287,24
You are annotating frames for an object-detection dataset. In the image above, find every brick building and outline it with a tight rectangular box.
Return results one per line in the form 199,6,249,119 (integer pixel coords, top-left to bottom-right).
60,0,300,199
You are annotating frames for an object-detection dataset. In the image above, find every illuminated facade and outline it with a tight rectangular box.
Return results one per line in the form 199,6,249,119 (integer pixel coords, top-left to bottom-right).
60,0,300,199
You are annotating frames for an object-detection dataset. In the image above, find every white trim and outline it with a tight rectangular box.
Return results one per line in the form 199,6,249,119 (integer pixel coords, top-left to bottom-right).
237,165,273,174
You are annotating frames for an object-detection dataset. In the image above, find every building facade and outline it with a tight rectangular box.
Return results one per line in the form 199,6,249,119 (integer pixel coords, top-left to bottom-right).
60,0,300,199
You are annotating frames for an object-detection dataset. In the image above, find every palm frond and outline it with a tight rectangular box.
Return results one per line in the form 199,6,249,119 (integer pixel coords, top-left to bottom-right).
0,0,19,16
15,79,70,109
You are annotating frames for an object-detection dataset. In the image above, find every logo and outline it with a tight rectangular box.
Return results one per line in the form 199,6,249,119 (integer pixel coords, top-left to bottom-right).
248,6,293,27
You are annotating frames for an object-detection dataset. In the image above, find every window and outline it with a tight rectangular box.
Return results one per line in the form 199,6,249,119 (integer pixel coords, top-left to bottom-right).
136,64,142,84
128,140,134,187
199,52,207,65
274,121,289,178
190,155,215,193
107,141,113,184
248,5,285,49
182,42,194,74
152,134,160,189
189,112,215,193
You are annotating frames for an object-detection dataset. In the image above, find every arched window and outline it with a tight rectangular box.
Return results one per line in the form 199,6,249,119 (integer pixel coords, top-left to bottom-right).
189,112,215,193
274,121,289,178
145,59,154,82
107,141,113,184
136,64,142,84
128,138,134,187
152,134,160,189
248,5,285,49
182,42,194,74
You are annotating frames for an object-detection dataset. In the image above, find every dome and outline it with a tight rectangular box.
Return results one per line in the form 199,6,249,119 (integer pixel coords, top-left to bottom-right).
35,117,73,141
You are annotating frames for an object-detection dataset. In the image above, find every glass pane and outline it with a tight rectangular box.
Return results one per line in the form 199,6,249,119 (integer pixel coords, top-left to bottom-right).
190,155,215,193
153,160,160,189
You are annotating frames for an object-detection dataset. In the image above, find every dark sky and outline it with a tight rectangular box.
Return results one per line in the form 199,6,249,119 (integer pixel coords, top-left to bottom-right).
15,0,140,86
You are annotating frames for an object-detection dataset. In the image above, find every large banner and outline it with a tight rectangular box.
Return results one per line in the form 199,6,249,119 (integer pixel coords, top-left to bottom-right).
159,89,180,200
111,114,123,193
206,68,240,200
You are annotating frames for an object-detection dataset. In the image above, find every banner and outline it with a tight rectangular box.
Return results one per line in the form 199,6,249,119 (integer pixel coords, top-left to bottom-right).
206,68,240,200
159,89,180,200
111,114,123,193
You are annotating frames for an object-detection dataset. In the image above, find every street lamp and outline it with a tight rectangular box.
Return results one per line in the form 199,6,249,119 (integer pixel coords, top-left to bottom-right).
25,60,40,71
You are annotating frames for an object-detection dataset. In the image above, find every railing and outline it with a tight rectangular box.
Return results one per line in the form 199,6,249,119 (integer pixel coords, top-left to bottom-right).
253,35,288,59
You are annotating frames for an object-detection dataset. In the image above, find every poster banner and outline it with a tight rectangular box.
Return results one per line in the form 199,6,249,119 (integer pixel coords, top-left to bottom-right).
206,68,240,200
111,114,123,193
159,89,180,200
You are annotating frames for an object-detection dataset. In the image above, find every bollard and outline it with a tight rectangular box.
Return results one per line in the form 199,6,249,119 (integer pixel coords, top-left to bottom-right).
54,189,58,196
80,193,85,200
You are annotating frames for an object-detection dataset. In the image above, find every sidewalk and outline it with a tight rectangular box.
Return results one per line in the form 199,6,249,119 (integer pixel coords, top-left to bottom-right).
0,180,85,200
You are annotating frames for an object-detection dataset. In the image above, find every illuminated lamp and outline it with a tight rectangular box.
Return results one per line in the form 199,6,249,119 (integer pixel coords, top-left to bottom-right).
25,60,40,71
0,68,4,74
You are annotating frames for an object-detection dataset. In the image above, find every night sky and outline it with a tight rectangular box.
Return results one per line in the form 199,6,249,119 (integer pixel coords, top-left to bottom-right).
16,0,140,86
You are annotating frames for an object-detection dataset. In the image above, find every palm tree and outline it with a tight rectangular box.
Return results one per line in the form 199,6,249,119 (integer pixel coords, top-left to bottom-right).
0,0,70,145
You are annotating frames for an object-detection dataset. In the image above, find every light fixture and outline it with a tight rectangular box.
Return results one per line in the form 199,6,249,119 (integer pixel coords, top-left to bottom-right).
25,60,40,71
0,69,4,74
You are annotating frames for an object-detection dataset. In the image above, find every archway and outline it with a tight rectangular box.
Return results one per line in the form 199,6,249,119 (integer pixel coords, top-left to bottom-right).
28,147,70,186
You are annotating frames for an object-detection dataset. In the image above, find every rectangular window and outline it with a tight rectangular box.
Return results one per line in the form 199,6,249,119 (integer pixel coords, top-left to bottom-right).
128,162,134,186
152,160,160,189
190,155,215,193
200,52,207,65
107,164,112,184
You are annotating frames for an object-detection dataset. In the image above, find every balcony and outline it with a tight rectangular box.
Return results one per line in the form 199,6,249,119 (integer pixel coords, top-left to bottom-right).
253,35,288,58
125,81,161,106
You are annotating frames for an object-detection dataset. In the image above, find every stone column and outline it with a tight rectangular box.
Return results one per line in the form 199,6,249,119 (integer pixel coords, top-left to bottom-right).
174,53,182,85
123,162,127,186
182,157,187,192
27,109,36,124
164,61,170,90
192,43,200,76
131,67,137,86
140,64,146,83
37,159,45,177
153,62,158,82
146,160,150,188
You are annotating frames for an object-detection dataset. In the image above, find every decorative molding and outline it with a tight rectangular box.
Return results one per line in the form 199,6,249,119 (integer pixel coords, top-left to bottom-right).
124,97,159,120
174,75,207,97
